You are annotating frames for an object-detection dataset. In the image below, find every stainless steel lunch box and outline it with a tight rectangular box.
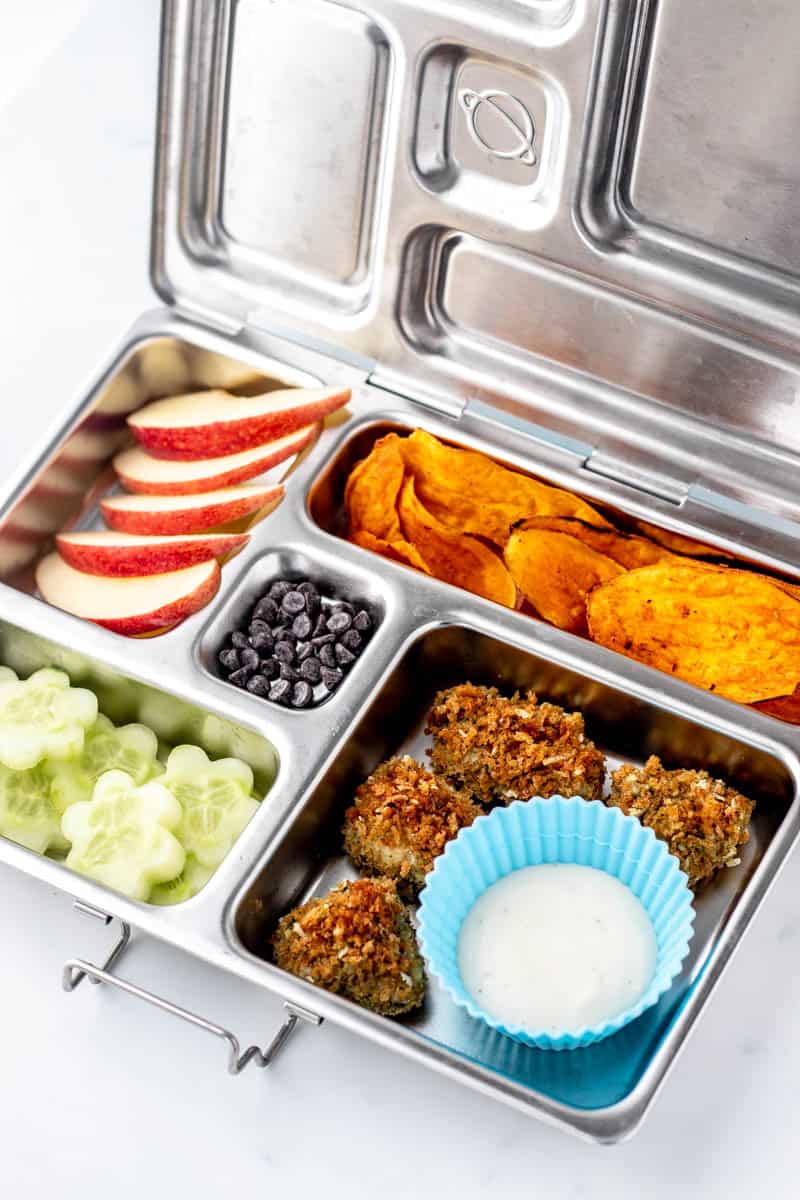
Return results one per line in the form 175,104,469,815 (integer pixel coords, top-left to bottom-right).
2,0,800,1143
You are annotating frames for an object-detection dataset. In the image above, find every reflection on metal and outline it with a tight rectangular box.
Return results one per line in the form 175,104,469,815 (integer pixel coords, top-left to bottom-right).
459,89,537,166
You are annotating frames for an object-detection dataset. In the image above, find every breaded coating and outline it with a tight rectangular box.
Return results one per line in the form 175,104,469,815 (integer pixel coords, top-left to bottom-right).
343,756,481,894
271,877,425,1016
425,683,606,806
608,755,755,888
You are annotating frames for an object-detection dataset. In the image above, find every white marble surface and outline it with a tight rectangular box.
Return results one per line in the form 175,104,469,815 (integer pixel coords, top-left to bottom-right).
0,3,798,1194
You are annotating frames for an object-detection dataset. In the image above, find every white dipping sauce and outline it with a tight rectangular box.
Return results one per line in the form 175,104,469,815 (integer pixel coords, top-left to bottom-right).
458,864,657,1033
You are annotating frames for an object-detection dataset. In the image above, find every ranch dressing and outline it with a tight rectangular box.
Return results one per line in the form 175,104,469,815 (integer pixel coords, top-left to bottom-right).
458,864,656,1033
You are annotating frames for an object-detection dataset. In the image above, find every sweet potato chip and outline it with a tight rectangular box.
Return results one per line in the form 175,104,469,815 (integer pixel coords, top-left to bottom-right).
512,516,675,569
632,519,735,560
587,560,800,703
399,430,611,545
505,527,623,634
345,434,407,542
398,477,516,608
752,689,800,724
350,529,432,574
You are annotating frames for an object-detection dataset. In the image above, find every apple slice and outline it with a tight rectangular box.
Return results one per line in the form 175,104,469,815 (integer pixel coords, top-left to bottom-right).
36,553,221,636
56,530,250,576
113,424,317,495
127,386,350,459
100,483,282,536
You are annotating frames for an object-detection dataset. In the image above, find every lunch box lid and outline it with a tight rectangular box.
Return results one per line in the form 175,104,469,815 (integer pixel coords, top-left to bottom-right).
152,0,800,525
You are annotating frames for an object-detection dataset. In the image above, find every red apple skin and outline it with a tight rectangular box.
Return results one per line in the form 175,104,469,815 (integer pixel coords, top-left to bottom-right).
37,557,221,637
100,486,283,536
114,424,318,495
55,532,250,577
130,388,349,460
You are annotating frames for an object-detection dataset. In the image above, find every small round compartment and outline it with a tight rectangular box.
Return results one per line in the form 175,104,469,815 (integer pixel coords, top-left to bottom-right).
198,547,387,711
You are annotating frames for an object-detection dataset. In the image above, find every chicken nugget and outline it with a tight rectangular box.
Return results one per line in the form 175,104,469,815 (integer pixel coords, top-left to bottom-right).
608,755,754,888
425,683,606,806
271,877,425,1016
343,756,480,894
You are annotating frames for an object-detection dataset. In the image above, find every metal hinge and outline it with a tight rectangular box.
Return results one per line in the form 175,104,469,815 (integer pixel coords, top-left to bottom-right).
172,301,245,338
583,450,691,506
367,370,467,419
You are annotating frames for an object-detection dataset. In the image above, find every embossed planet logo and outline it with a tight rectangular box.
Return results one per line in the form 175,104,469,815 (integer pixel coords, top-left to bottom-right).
458,88,538,167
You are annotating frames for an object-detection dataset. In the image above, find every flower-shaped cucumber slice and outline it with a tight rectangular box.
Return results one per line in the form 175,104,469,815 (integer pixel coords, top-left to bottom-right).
62,769,185,900
0,667,97,770
0,763,70,855
49,714,160,814
161,745,258,869
149,854,215,905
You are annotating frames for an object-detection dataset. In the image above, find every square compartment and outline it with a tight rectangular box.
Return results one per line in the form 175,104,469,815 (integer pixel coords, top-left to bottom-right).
0,616,279,906
0,333,320,608
197,546,388,711
232,624,797,1133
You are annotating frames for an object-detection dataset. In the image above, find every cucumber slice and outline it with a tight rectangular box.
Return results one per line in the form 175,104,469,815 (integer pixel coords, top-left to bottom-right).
0,763,69,855
62,769,185,901
48,714,160,814
149,855,215,905
161,745,258,869
0,667,97,770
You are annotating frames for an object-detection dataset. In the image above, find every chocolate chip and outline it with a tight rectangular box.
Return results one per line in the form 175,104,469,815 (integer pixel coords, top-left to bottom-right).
321,666,343,690
296,641,313,662
249,630,274,655
260,657,279,680
246,674,271,697
340,629,362,653
353,610,372,633
231,631,249,649
268,679,292,705
327,610,352,635
272,624,288,639
319,643,337,668
253,597,279,624
281,590,306,616
237,647,258,672
313,613,328,637
228,668,252,688
268,581,293,602
297,582,320,616
311,633,335,648
274,641,295,665
218,648,239,672
335,643,356,668
299,657,322,684
279,663,299,682
291,681,313,708
292,612,313,640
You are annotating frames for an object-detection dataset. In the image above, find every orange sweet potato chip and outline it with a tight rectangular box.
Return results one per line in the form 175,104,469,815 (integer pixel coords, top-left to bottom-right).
505,527,623,634
512,516,675,569
398,477,516,608
399,430,611,545
632,519,735,560
345,434,406,542
350,528,431,574
587,560,800,703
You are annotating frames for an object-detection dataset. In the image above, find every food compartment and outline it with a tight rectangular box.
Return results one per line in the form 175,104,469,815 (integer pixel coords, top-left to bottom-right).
309,417,800,726
234,625,795,1114
198,546,386,710
0,618,278,905
0,334,333,637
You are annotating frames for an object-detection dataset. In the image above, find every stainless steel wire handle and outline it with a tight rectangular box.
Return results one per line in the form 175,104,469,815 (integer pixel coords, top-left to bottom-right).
63,901,322,1074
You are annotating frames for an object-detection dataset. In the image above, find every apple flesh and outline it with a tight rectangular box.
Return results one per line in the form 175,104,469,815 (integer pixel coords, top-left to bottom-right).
36,553,221,636
113,423,317,494
100,483,283,535
127,386,350,459
56,530,250,576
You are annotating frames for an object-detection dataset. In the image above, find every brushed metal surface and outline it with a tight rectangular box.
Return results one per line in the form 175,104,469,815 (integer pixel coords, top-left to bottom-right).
1,313,800,1141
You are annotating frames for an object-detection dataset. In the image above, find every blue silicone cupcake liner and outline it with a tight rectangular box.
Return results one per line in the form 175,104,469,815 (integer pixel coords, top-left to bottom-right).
417,795,695,1051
